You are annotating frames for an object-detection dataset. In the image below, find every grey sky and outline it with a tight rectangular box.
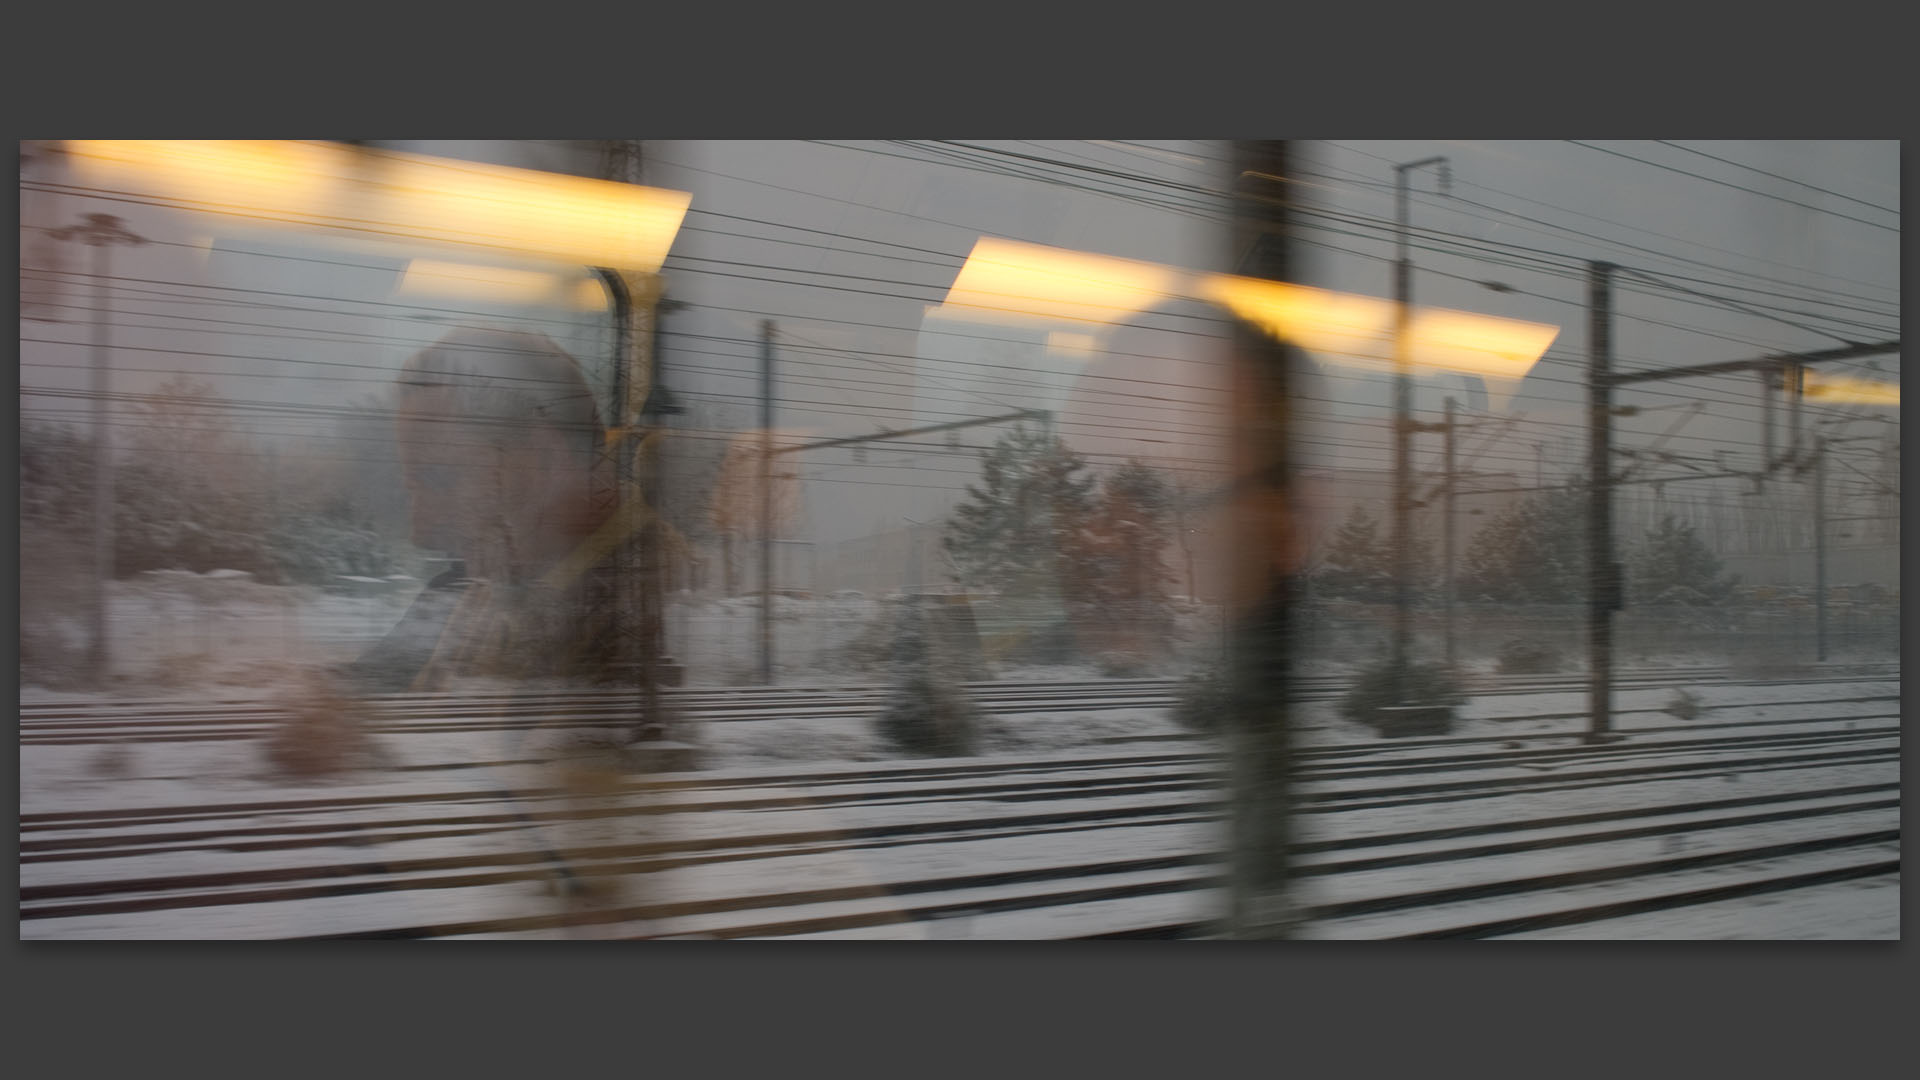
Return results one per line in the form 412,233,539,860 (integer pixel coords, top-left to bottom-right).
19,139,1899,560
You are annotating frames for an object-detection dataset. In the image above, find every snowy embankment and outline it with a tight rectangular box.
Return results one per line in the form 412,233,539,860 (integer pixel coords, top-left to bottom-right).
19,575,1899,939
20,669,1900,940
22,578,1224,699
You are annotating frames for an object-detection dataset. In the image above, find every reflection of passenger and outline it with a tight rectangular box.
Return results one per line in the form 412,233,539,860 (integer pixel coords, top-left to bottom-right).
1059,301,1322,593
339,326,665,926
346,326,637,694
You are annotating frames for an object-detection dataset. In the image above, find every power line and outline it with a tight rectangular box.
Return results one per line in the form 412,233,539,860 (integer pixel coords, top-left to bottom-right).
35,167,1891,363
31,250,1879,436
1651,141,1898,216
30,159,1889,449
1395,187,1899,330
1612,265,1865,348
1306,146,1901,305
1293,196,1898,337
1565,141,1898,233
27,280,1883,457
35,146,1894,334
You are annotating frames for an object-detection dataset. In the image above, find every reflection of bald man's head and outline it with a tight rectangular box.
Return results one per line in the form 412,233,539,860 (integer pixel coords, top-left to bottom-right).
396,328,608,584
1059,299,1234,470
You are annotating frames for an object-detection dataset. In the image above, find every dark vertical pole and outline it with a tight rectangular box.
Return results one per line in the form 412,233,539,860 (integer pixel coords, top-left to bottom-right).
635,289,666,737
759,320,775,685
1814,434,1827,662
89,241,114,685
1759,366,1776,481
53,214,146,688
1224,140,1298,939
649,299,673,667
1387,155,1445,682
1787,364,1804,467
1443,396,1457,672
596,141,645,707
1587,261,1617,743
1391,177,1413,681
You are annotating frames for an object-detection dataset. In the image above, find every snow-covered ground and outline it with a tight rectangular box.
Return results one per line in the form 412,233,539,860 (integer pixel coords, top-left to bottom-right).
20,572,422,699
19,683,1898,810
18,575,1900,940
21,576,1224,699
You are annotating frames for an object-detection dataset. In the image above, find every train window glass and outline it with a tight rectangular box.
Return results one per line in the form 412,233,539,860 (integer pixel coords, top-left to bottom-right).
22,140,1897,941
20,143,622,690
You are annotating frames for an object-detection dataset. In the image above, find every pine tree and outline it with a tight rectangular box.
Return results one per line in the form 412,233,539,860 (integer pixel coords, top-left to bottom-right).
19,422,96,530
1460,484,1587,604
1073,459,1176,655
1162,468,1210,601
113,378,275,579
941,423,1095,601
1315,503,1435,603
1631,514,1737,605
1317,504,1389,602
874,601,980,756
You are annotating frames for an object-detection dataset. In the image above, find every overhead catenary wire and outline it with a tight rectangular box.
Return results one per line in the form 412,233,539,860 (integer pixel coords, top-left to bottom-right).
30,251,1889,449
21,373,1853,490
33,142,1896,327
24,285,1887,470
26,151,1889,453
25,146,1894,589
33,161,1889,357
1304,146,1901,308
1650,141,1898,216
28,237,1876,399
1564,141,1898,234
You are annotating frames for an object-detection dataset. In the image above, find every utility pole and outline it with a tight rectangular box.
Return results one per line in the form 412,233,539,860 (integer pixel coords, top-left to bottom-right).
1589,333,1897,704
1758,367,1777,487
642,296,688,702
1586,261,1620,744
1813,432,1827,662
1390,155,1447,684
1786,363,1804,465
769,409,1051,458
1442,396,1458,672
50,213,146,687
758,319,775,685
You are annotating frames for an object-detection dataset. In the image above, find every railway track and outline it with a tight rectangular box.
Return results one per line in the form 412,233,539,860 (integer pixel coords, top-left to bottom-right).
18,664,1899,746
19,684,1901,939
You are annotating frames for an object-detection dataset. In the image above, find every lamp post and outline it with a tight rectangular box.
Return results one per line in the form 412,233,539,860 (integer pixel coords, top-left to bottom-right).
1390,156,1449,683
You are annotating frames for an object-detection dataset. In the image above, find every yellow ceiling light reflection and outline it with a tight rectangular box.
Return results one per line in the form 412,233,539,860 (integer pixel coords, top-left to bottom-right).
397,260,609,310
1047,331,1099,357
1405,308,1562,382
1203,276,1396,363
66,141,342,226
62,140,691,273
371,154,690,273
1202,273,1558,383
934,239,1559,412
1803,371,1900,406
570,275,610,312
942,238,1181,327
